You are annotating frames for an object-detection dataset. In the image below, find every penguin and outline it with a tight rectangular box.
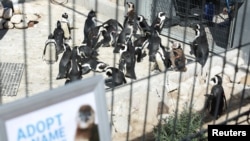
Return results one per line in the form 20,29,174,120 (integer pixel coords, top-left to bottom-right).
151,12,167,33
83,10,97,44
123,2,138,42
113,23,133,53
65,46,82,84
80,58,108,75
118,39,137,79
190,23,209,68
104,67,127,88
78,45,99,59
60,12,71,40
146,30,161,63
53,20,65,55
123,2,136,28
169,41,187,72
102,19,123,31
56,42,72,80
133,31,151,62
42,33,58,64
95,26,115,48
154,45,172,72
205,75,227,119
137,15,151,37
96,19,123,47
86,25,106,50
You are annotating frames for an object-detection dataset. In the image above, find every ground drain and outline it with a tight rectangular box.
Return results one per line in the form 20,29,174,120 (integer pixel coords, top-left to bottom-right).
0,62,24,96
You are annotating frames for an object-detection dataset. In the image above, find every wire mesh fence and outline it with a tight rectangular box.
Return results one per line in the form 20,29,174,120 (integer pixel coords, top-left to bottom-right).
0,0,249,140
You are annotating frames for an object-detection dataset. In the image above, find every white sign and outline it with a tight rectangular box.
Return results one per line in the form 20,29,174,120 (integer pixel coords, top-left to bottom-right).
0,75,111,141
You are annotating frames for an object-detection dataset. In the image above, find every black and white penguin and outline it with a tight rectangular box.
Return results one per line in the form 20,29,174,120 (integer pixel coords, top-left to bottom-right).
42,33,58,64
123,2,136,28
53,20,65,55
83,10,97,44
60,12,71,40
146,30,161,63
151,12,166,33
96,19,123,47
104,67,127,88
190,23,209,68
113,23,133,53
123,2,138,42
80,58,108,75
205,75,227,119
133,31,151,62
154,45,172,72
65,46,82,84
118,39,136,79
137,15,151,37
102,19,123,31
86,25,106,50
78,45,99,59
56,42,72,80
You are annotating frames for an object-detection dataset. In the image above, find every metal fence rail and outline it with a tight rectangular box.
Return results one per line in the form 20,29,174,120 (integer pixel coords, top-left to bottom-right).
0,0,249,141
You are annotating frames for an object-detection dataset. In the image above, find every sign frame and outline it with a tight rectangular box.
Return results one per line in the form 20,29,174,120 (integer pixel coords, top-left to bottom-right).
0,75,111,141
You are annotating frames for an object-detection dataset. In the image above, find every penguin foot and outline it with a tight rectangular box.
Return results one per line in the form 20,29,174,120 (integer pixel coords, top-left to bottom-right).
56,74,67,80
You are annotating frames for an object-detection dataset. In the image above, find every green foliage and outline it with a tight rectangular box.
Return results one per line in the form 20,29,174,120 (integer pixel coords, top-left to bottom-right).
153,108,205,141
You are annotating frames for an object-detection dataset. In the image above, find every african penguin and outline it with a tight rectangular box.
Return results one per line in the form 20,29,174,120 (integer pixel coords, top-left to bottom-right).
65,46,82,84
86,25,106,50
42,33,58,64
78,45,99,59
123,2,138,41
83,10,97,44
113,23,133,53
53,20,65,55
118,39,137,79
154,45,172,72
60,12,71,40
123,2,136,28
74,105,99,141
151,12,166,33
56,42,72,80
169,41,187,72
96,19,123,47
104,67,127,88
190,23,209,68
147,30,161,63
137,15,151,37
205,75,227,119
80,58,108,75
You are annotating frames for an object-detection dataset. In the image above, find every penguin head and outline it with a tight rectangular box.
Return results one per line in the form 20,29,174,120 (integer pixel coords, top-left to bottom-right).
95,62,109,72
119,44,128,55
158,12,166,22
210,75,223,85
137,15,144,22
62,13,68,19
56,20,62,28
126,2,135,12
191,23,203,37
88,10,96,18
48,33,54,39
170,41,181,49
105,67,113,77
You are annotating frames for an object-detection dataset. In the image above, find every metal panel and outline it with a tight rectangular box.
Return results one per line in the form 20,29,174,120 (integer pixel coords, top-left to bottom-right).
0,62,24,96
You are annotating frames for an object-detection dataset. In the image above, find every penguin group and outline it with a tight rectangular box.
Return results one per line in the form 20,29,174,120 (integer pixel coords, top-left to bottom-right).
43,2,211,89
